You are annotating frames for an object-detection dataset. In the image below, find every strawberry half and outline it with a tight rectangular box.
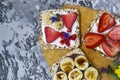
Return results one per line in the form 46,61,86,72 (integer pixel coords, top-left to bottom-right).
108,25,120,40
45,27,60,43
101,39,120,57
98,13,115,32
84,33,105,48
61,12,77,32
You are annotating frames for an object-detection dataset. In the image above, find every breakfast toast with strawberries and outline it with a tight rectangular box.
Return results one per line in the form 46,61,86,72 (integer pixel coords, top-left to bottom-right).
39,9,80,49
83,10,120,59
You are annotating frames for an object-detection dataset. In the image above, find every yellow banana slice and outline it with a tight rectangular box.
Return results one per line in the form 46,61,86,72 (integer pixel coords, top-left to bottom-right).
84,67,98,80
68,68,83,80
75,55,89,70
53,21,63,30
60,57,74,73
42,12,52,25
53,71,67,80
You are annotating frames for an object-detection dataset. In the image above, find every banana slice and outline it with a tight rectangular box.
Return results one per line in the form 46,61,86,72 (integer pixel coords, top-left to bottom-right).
60,57,74,73
53,21,63,30
84,67,98,80
68,68,83,80
42,12,52,25
75,55,89,70
53,71,67,80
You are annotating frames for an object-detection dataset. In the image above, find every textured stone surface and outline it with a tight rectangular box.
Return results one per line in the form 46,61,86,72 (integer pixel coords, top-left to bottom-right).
0,0,120,80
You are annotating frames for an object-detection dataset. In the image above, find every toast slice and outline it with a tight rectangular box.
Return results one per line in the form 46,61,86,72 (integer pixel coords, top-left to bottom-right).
50,48,100,80
39,9,80,49
83,10,120,60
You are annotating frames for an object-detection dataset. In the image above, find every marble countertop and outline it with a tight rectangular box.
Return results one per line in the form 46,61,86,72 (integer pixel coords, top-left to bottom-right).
0,0,120,80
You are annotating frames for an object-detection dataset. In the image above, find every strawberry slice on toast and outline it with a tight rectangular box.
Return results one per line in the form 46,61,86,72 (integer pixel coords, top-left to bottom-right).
45,27,60,43
108,25,120,41
61,12,78,32
98,13,115,32
101,39,120,57
84,33,105,48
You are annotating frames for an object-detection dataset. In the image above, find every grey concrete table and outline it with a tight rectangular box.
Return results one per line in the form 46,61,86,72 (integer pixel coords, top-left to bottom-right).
0,0,120,80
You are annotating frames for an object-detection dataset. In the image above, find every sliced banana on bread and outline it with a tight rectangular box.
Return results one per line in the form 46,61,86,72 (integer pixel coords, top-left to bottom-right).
50,48,100,80
75,55,89,70
53,71,68,80
68,68,83,80
85,67,99,80
60,57,74,73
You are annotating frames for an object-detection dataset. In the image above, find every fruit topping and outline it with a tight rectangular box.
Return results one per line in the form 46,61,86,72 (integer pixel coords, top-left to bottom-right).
108,25,120,41
101,39,120,57
98,13,115,32
84,33,105,48
60,57,74,73
68,68,83,80
69,34,77,40
61,12,78,32
42,12,52,25
53,21,63,30
75,55,89,70
84,67,98,80
60,32,76,46
45,27,60,43
53,71,68,80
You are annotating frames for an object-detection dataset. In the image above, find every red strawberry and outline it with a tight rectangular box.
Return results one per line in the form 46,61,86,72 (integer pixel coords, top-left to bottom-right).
60,39,70,46
60,32,69,41
45,27,60,43
108,25,120,40
101,39,120,57
69,34,77,40
84,33,105,48
61,12,77,32
64,39,70,46
60,40,64,45
59,32,76,46
98,13,115,32
60,32,70,46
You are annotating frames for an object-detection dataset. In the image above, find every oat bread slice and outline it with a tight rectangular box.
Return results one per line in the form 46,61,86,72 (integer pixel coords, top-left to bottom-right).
39,9,80,49
50,48,100,80
83,10,120,60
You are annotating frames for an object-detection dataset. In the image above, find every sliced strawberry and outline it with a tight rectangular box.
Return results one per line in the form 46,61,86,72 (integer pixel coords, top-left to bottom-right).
61,12,77,32
60,32,70,46
84,33,105,48
60,39,70,46
59,32,76,46
60,40,64,45
69,34,76,40
108,25,120,40
64,39,70,46
98,13,115,32
45,27,60,43
101,39,120,57
60,32,70,40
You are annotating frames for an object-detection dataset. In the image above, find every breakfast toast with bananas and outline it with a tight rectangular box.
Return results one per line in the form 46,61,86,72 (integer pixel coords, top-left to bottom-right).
83,10,120,60
39,9,80,49
50,48,100,80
